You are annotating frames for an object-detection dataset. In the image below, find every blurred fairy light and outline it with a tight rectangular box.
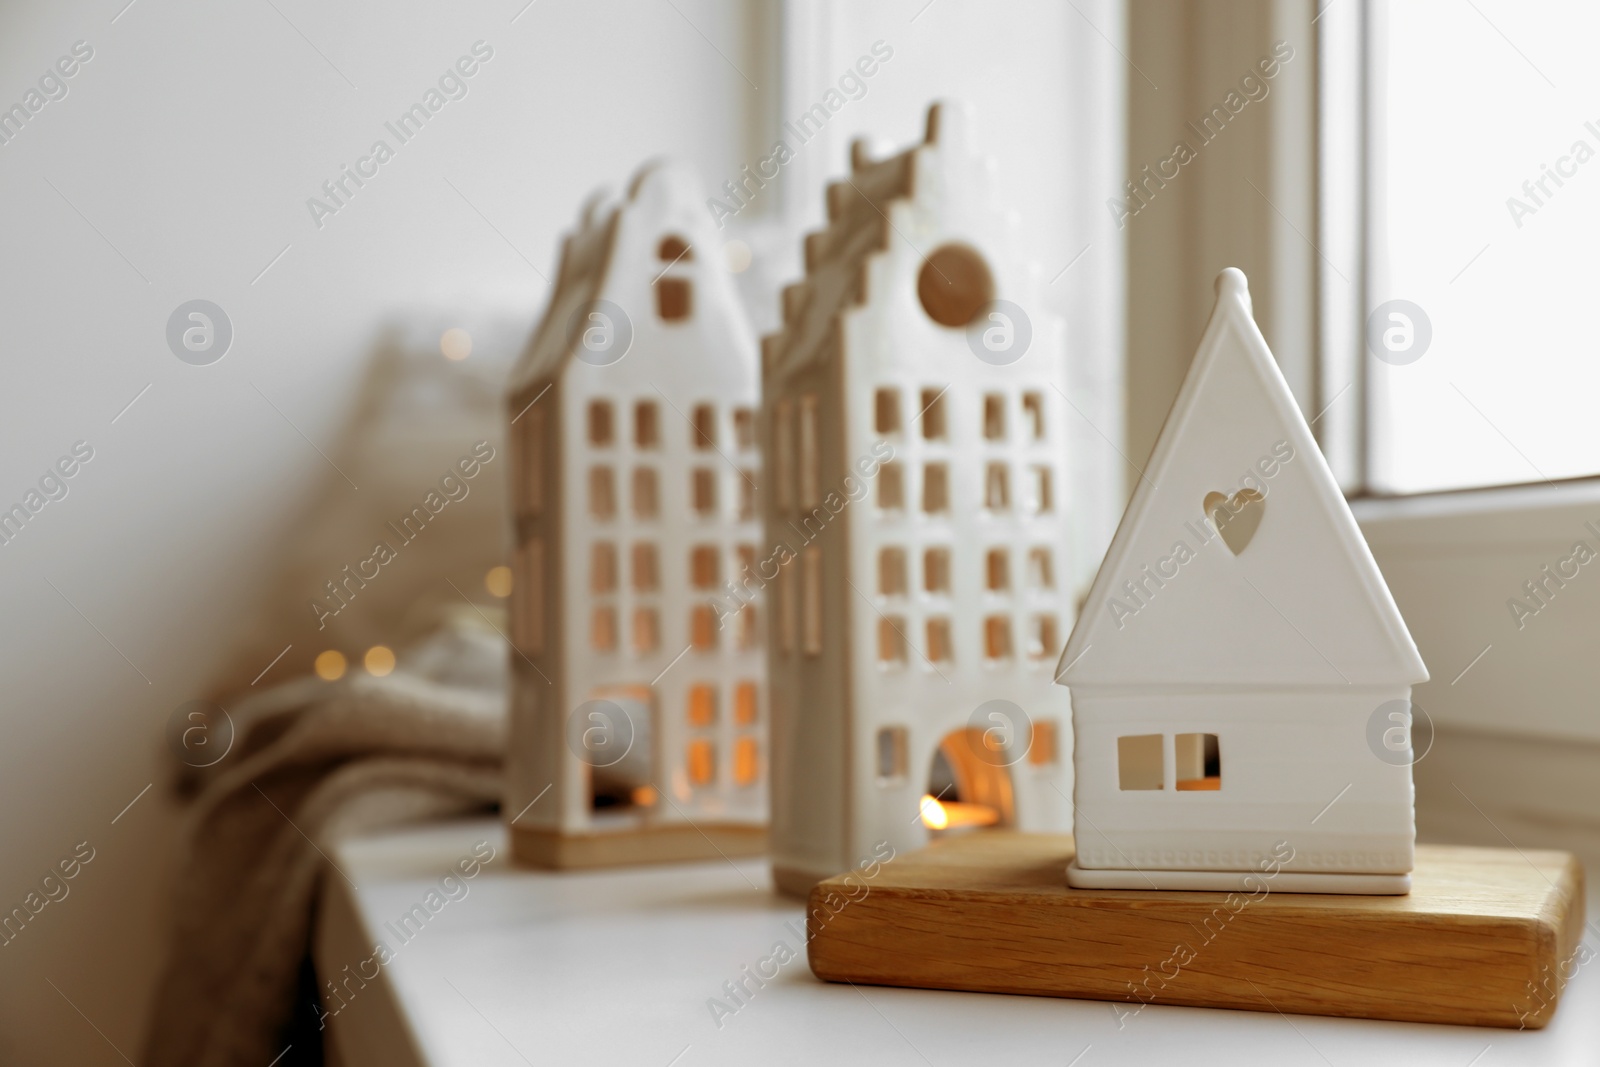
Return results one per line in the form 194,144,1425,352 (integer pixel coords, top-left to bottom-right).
314,650,347,681
440,327,473,361
364,645,396,676
485,565,513,598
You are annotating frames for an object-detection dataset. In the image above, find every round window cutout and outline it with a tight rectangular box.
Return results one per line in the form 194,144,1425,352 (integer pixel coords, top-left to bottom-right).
917,243,994,328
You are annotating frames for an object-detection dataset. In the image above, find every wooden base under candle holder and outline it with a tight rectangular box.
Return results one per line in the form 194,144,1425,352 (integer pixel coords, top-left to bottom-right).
806,831,1585,1029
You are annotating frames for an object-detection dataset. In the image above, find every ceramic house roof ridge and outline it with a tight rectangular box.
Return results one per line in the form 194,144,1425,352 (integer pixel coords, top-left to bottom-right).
762,100,988,382
1056,268,1429,689
509,158,729,393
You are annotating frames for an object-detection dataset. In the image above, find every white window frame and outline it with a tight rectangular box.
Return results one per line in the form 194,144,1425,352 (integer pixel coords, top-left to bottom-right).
1322,2,1600,743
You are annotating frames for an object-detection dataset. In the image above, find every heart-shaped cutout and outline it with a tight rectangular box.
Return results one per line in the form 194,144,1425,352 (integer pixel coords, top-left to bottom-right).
1204,489,1265,555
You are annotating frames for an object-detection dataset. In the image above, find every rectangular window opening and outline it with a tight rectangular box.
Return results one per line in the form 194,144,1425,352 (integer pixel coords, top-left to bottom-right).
780,560,798,654
588,400,614,446
687,739,716,786
734,681,759,725
1029,465,1053,514
983,393,1006,440
802,547,822,656
875,388,901,435
690,605,717,650
876,726,908,783
691,545,719,589
1176,733,1221,791
688,684,717,727
924,547,951,594
632,608,659,653
984,463,1010,511
1027,547,1054,589
879,547,907,596
635,401,660,448
631,543,659,591
986,548,1010,592
1117,734,1164,791
878,617,907,665
632,467,659,519
878,462,905,510
775,399,794,511
733,407,755,450
692,403,716,449
1022,392,1045,440
799,394,820,508
733,737,761,787
922,462,949,513
919,387,947,440
1028,614,1059,661
927,617,953,663
692,468,717,516
983,615,1013,661
1028,719,1059,767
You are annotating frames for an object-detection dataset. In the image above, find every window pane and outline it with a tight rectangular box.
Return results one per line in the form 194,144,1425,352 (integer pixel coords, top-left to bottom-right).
1371,1,1600,491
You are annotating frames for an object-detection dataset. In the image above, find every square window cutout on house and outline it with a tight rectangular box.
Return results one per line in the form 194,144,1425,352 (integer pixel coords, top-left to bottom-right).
876,726,908,783
1117,734,1163,791
922,463,949,512
983,393,1006,440
692,403,716,449
1176,733,1221,791
919,387,947,439
635,401,660,448
588,400,614,446
878,462,905,509
875,388,901,435
879,547,907,595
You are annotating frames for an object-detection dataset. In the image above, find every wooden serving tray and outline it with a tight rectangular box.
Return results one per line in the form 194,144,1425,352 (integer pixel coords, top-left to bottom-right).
805,831,1585,1029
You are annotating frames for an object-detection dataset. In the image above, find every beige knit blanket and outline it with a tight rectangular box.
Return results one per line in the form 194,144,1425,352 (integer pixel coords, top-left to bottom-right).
142,639,505,1067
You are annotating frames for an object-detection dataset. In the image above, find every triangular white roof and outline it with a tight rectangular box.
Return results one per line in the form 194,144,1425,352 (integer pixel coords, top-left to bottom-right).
1058,269,1427,689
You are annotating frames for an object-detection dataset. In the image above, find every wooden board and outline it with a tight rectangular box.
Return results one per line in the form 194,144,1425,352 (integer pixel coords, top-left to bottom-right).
511,824,765,869
806,832,1585,1029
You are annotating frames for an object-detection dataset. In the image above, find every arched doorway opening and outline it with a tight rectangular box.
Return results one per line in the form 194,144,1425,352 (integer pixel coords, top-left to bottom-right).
919,727,1016,832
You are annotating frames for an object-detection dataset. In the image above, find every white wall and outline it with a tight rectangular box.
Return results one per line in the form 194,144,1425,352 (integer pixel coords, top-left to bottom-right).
0,0,1120,1060
0,1,768,1060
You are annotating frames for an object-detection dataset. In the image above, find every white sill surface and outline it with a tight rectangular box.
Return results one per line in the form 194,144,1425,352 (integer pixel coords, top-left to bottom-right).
317,817,1600,1067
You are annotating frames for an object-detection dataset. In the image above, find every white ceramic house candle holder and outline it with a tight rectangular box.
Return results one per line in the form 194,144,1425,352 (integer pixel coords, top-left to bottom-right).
1058,268,1427,894
504,161,768,868
763,103,1079,896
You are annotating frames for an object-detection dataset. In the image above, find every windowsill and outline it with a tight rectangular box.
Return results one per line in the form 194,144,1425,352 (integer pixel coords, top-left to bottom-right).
316,816,1600,1067
1353,479,1600,745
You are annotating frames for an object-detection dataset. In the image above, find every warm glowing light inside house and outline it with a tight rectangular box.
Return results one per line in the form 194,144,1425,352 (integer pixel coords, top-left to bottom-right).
485,565,513,597
919,794,1001,831
314,650,347,681
631,785,658,807
364,645,396,676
